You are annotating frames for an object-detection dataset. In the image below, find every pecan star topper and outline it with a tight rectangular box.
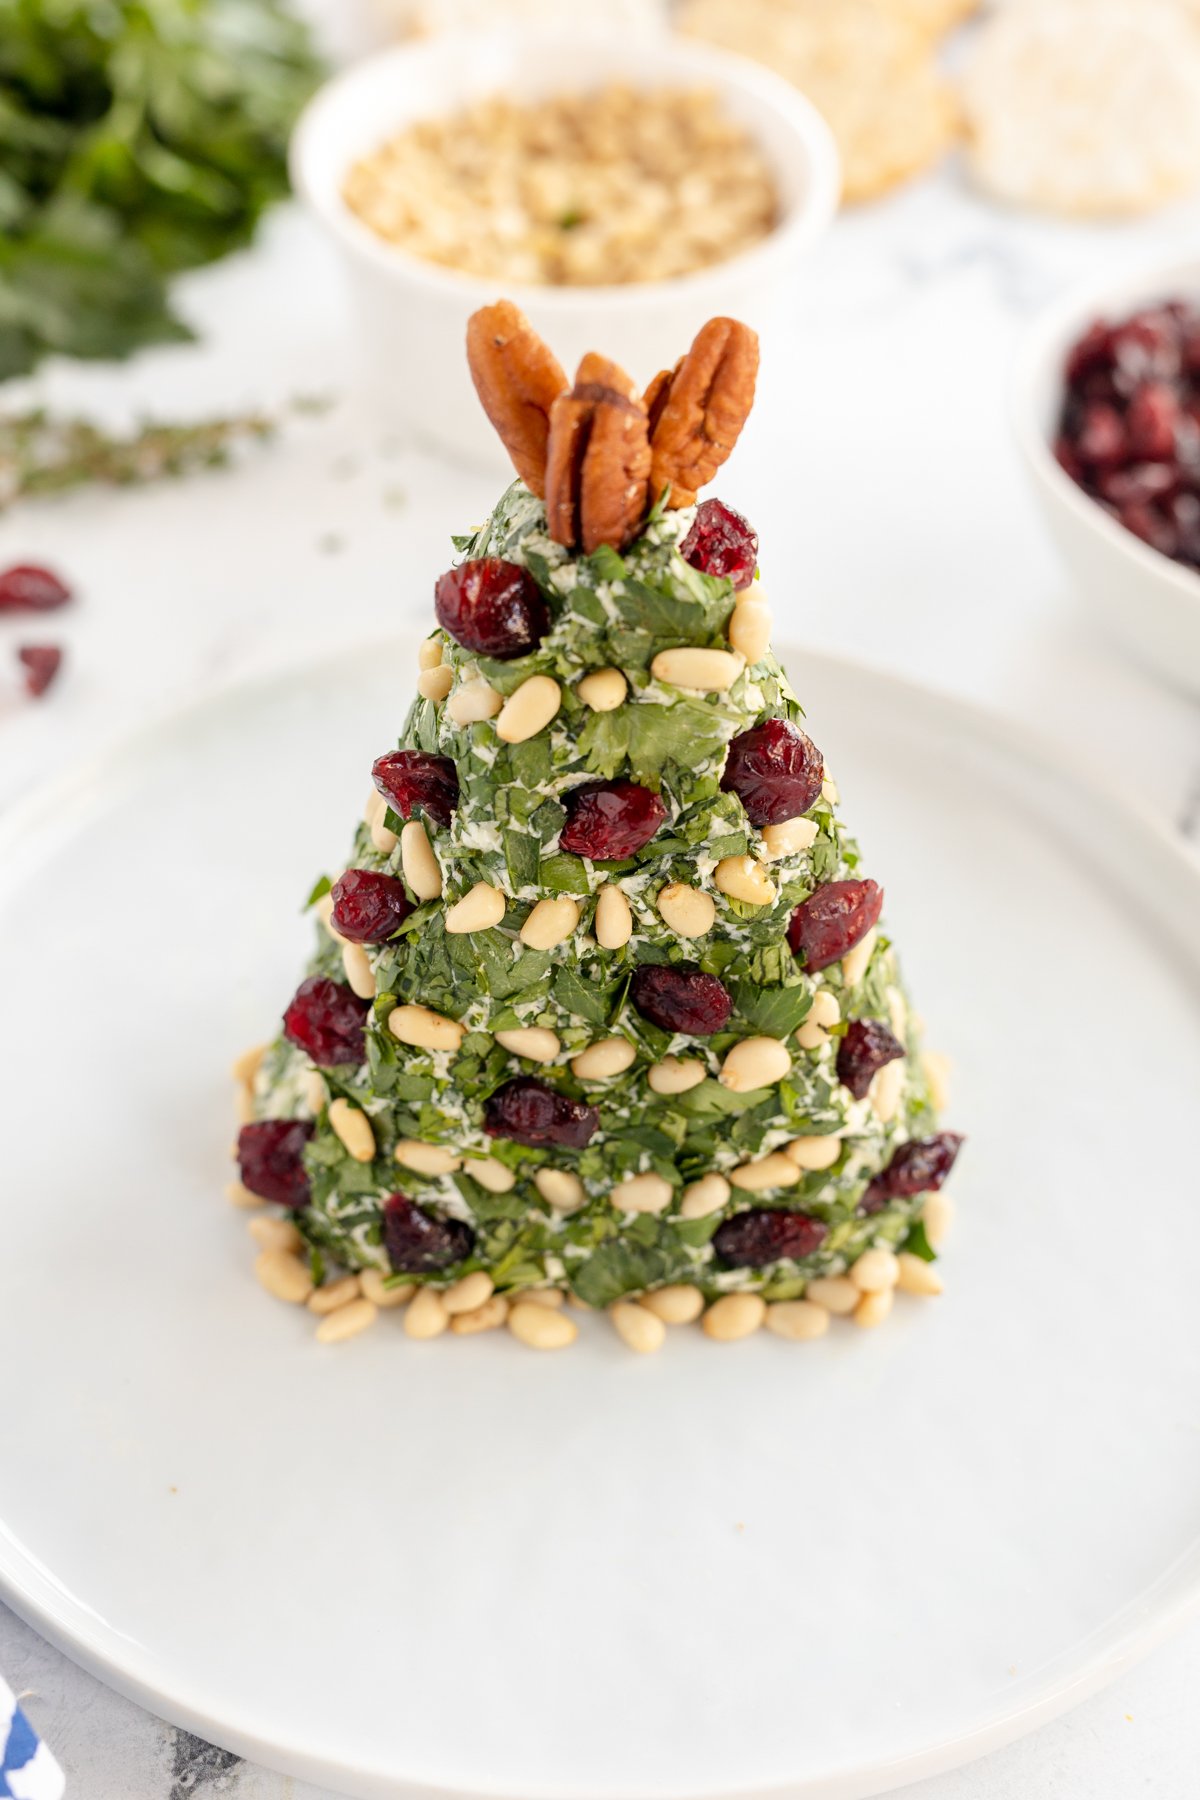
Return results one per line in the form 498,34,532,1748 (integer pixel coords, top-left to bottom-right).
466,299,760,553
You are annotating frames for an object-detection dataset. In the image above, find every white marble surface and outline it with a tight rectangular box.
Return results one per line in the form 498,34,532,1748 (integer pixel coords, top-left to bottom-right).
2,86,1200,1800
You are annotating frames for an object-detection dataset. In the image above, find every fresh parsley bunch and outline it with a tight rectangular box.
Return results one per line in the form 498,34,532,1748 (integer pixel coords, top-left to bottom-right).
0,0,322,379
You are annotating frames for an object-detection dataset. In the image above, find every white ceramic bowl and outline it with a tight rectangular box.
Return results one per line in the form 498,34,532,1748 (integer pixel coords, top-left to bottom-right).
1013,257,1200,697
291,27,839,465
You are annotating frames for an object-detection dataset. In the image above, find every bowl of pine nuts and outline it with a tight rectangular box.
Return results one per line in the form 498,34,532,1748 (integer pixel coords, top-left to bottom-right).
291,26,839,463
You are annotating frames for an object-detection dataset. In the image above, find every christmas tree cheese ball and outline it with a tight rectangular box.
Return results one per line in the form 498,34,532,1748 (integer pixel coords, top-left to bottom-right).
232,302,964,1351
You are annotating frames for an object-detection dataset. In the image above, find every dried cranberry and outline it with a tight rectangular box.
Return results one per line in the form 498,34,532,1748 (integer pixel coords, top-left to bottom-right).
17,645,62,697
860,1132,965,1214
330,869,413,943
372,750,459,828
1064,318,1113,387
836,1019,905,1100
630,963,732,1036
1098,462,1179,507
485,1076,599,1148
721,718,824,827
1111,310,1181,385
679,499,758,591
1126,382,1179,461
0,565,72,612
383,1194,474,1273
1075,402,1126,469
434,558,549,659
237,1120,314,1208
713,1208,828,1266
1119,500,1177,557
1053,435,1085,486
283,976,369,1067
788,879,883,972
559,780,666,860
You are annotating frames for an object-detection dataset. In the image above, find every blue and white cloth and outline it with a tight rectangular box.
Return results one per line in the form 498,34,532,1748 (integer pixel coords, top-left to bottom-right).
1,1674,63,1800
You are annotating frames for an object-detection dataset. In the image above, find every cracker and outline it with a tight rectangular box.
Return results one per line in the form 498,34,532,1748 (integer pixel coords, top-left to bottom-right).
963,0,1200,216
873,0,978,42
677,0,959,203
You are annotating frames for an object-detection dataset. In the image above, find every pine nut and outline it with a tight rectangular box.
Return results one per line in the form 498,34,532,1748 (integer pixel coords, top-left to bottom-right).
651,646,742,691
822,772,840,804
922,1190,955,1247
496,674,561,744
896,1252,944,1296
308,1274,361,1314
571,1037,636,1080
798,988,840,1050
401,820,442,899
640,1284,704,1324
853,1288,894,1328
806,1276,860,1315
887,985,908,1046
594,884,632,948
577,666,627,710
871,1057,906,1124
729,1152,801,1191
448,677,503,726
786,1135,842,1171
517,1288,567,1308
341,941,376,1000
765,1300,830,1341
921,1050,952,1112
761,816,819,860
226,1179,262,1209
442,1271,494,1315
451,1295,509,1334
394,1139,461,1174
300,1068,328,1114
715,855,777,906
365,788,399,854
361,1268,414,1307
388,1003,464,1053
463,1158,516,1193
611,1301,666,1353
496,1026,561,1062
612,1171,673,1214
656,881,716,938
728,598,771,664
535,1167,585,1210
648,1055,706,1095
508,1302,578,1349
850,1248,900,1293
520,895,579,950
418,636,443,670
316,1297,377,1343
445,881,506,933
841,926,877,987
405,1288,449,1338
417,663,453,702
255,1249,313,1304
719,1036,791,1093
679,1172,730,1218
314,888,344,942
247,1216,303,1253
328,1098,375,1163
230,1043,265,1085
703,1294,765,1340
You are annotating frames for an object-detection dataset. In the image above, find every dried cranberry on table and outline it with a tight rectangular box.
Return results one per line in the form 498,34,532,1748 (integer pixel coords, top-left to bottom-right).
0,565,72,612
721,717,824,826
237,1119,314,1207
372,749,459,827
383,1194,474,1272
836,1019,904,1100
283,976,369,1068
1057,299,1200,570
788,879,883,972
630,963,732,1036
434,557,549,658
485,1076,599,1148
559,779,666,859
713,1208,828,1266
858,1132,964,1215
679,499,758,591
330,868,413,943
17,644,63,697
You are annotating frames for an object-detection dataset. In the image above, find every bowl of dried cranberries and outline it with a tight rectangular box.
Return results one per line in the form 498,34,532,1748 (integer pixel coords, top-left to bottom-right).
1015,260,1200,696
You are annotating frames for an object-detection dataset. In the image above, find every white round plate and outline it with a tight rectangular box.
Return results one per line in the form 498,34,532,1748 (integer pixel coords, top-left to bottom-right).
3,645,1200,1800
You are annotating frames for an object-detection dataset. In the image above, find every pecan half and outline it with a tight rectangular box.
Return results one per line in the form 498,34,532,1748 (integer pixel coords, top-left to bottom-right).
647,317,760,507
466,300,567,498
545,353,652,554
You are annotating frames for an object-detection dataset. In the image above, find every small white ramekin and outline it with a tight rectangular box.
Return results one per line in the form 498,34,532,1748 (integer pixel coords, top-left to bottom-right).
290,26,839,465
1013,256,1200,698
